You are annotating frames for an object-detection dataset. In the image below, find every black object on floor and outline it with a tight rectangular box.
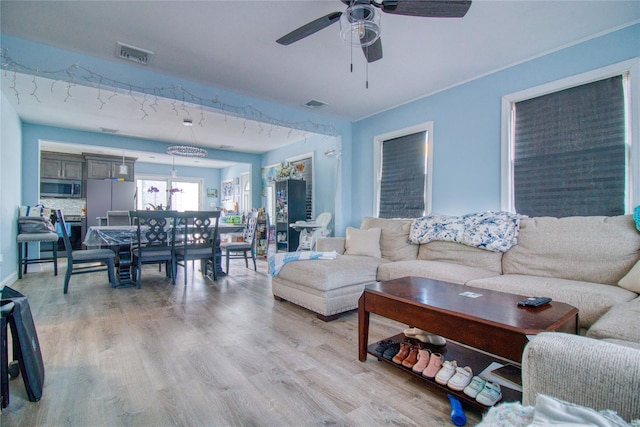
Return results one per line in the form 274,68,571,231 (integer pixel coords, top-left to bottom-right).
1,286,45,405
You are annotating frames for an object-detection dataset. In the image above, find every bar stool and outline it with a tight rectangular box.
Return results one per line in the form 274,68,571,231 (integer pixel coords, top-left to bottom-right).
16,232,59,279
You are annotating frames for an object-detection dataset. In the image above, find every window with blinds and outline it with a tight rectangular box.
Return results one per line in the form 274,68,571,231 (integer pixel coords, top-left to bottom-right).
378,131,427,218
513,75,627,217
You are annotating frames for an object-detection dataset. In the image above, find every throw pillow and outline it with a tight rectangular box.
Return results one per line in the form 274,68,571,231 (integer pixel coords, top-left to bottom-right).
344,227,382,258
618,260,640,293
19,205,53,219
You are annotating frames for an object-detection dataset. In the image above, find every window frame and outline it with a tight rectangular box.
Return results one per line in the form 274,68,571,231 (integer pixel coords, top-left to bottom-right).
373,122,434,217
501,59,640,214
136,173,204,211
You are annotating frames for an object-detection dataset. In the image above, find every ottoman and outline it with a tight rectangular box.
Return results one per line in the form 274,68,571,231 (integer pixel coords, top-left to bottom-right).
272,254,388,321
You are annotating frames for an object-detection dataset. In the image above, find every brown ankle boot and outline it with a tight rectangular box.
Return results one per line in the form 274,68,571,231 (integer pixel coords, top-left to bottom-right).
402,345,420,368
392,342,411,364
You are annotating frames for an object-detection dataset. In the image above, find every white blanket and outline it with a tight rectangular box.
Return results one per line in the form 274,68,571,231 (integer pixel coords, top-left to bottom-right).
268,250,338,277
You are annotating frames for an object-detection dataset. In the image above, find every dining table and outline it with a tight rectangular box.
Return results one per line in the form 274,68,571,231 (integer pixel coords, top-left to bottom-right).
83,223,247,286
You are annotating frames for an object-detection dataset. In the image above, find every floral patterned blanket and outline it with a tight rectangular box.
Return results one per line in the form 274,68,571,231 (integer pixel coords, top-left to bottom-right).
409,211,523,252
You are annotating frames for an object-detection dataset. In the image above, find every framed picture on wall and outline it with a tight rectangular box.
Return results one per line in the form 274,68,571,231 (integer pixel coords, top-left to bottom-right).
207,188,218,198
221,180,233,201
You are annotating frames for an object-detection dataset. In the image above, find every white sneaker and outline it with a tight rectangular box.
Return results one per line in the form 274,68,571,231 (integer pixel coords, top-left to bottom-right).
463,376,487,398
476,382,502,406
447,366,473,391
435,360,457,385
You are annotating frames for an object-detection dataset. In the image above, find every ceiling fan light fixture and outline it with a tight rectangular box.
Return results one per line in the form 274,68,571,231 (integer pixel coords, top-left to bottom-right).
339,4,381,47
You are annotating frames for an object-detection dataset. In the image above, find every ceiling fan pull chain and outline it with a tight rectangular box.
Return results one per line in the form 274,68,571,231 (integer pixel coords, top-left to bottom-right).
366,57,369,89
350,23,354,73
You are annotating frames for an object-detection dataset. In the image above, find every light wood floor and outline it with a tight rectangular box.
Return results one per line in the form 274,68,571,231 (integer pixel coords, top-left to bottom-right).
2,258,481,427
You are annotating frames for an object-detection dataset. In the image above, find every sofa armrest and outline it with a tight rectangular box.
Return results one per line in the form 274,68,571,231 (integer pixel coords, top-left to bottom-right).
522,332,640,422
316,237,345,254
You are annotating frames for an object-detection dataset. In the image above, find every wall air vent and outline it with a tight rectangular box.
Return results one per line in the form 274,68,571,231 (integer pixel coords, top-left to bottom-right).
219,145,234,150
303,99,328,109
116,42,154,65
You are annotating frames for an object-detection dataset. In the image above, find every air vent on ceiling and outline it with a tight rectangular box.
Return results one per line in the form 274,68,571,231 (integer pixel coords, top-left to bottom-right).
116,42,154,65
303,99,328,109
100,127,119,134
219,145,234,150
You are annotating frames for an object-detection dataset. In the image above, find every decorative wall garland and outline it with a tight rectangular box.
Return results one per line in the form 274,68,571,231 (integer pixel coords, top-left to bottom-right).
1,48,341,139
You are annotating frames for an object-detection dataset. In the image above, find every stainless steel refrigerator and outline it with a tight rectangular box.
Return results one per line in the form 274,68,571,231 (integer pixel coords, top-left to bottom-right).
86,179,136,228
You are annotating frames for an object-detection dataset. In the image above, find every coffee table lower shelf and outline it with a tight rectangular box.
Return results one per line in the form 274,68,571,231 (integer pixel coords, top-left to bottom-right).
366,333,522,413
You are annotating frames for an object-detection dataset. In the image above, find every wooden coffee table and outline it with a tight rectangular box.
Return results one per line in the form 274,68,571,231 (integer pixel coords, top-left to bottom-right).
358,276,579,409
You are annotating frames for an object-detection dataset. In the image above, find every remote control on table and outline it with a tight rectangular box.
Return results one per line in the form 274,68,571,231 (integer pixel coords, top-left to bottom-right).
517,296,552,307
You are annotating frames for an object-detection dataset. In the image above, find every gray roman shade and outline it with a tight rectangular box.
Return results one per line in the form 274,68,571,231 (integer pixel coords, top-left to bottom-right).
514,75,626,217
379,131,426,218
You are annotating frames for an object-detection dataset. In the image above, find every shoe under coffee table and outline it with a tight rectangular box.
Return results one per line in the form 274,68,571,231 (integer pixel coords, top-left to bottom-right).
358,276,579,410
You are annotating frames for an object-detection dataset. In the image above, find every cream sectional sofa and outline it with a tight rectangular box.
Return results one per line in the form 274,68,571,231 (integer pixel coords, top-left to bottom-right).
271,213,640,420
272,215,640,330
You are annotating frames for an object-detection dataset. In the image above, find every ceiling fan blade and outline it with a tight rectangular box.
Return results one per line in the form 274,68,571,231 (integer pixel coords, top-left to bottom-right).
361,35,383,63
276,11,342,45
379,0,472,18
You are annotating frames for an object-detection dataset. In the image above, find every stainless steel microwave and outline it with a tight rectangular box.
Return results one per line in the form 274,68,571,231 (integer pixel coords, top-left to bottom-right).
40,179,82,198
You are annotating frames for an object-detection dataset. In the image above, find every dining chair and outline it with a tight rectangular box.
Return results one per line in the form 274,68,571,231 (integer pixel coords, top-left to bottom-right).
56,210,116,294
220,214,258,274
129,210,176,288
106,210,131,226
173,211,221,285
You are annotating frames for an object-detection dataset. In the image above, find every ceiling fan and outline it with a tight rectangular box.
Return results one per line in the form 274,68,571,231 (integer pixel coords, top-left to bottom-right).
276,0,472,63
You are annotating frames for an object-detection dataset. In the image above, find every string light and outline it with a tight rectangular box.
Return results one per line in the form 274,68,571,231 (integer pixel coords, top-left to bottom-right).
0,48,340,138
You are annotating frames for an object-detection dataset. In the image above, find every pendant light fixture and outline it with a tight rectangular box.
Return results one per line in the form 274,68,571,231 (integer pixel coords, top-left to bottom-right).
170,155,177,178
166,119,208,158
118,150,129,175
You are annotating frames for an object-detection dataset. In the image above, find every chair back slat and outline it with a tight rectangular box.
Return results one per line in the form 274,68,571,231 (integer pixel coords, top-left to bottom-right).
107,210,131,226
130,210,175,248
175,211,221,252
243,216,258,244
55,210,73,257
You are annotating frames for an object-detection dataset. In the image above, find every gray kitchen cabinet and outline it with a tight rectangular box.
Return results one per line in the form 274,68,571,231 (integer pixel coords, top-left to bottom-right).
40,152,83,179
85,155,135,181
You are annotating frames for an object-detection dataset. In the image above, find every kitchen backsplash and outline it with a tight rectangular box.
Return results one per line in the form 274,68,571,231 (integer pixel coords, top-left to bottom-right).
40,198,86,216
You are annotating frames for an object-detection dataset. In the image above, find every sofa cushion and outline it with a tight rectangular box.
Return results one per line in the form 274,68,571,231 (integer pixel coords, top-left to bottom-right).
599,338,640,350
587,297,640,344
361,217,418,261
275,254,388,292
618,260,640,293
376,260,500,284
503,215,640,285
344,227,381,258
316,237,346,254
417,241,503,273
466,274,638,329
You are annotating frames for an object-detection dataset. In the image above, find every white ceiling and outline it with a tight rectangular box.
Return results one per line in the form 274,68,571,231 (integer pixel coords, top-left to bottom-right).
2,0,639,166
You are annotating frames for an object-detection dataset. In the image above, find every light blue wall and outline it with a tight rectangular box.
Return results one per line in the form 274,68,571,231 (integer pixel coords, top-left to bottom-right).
1,92,23,285
261,134,339,222
350,24,640,225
